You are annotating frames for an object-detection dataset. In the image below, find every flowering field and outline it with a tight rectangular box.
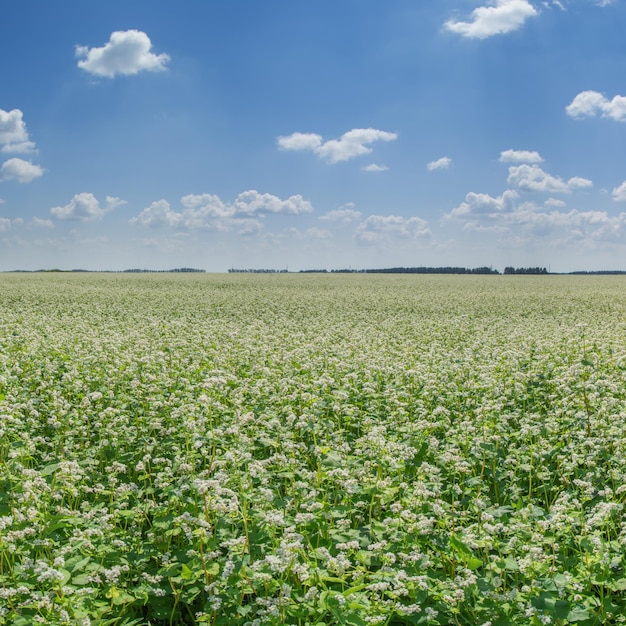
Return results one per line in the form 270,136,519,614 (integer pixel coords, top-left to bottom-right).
1,273,626,626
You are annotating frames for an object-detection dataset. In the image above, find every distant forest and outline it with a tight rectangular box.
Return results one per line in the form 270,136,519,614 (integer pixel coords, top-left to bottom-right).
5,266,626,275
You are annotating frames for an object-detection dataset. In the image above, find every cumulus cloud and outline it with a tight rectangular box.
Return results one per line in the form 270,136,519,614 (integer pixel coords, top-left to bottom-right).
30,217,54,229
76,30,170,78
1,158,44,183
277,128,397,163
0,109,37,155
276,132,322,152
50,193,125,220
447,186,626,244
0,217,13,232
306,227,333,239
507,164,592,193
0,109,30,147
545,198,567,208
355,215,431,244
499,149,543,163
449,190,520,220
362,163,389,172
612,181,626,202
231,190,313,215
320,204,363,223
427,157,452,171
131,190,313,231
566,90,626,121
445,0,538,39
131,199,181,227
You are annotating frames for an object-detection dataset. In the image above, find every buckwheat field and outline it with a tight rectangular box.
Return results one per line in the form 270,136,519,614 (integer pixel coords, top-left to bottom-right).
2,273,626,626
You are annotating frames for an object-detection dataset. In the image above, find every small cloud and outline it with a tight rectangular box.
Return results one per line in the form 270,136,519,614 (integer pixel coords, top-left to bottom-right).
306,227,333,239
507,164,591,194
499,149,543,163
130,199,182,227
76,30,170,78
1,158,44,183
30,217,54,229
1,141,37,154
355,214,431,244
277,128,397,163
131,190,313,230
612,181,626,202
320,204,363,223
445,0,538,39
50,193,125,220
231,190,313,216
362,163,389,172
0,109,32,147
568,176,593,190
0,217,12,232
566,90,626,121
544,198,567,208
448,190,519,220
427,156,452,171
276,132,322,152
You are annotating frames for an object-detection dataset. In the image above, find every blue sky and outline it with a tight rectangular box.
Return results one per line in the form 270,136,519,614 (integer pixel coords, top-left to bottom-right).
1,0,625,272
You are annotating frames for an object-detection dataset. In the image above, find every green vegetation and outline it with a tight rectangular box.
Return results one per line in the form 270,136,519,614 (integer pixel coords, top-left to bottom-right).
1,273,626,625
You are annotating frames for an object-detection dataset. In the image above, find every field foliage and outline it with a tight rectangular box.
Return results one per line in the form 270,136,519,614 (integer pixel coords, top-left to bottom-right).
1,274,626,625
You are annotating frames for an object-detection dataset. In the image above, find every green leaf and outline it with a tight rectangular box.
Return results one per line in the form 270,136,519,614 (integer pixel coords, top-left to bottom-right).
40,463,60,476
467,556,483,570
449,534,472,555
567,606,591,622
181,563,195,580
554,599,571,620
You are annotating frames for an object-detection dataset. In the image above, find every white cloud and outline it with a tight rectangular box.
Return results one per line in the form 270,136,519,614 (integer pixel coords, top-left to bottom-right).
447,187,626,244
545,198,567,208
30,217,54,229
306,227,333,239
130,199,181,227
276,132,322,152
362,163,389,172
0,109,32,148
507,164,592,193
1,141,37,154
1,158,44,183
231,190,313,216
76,30,170,78
277,128,397,163
445,0,538,39
50,193,125,220
131,190,313,231
568,176,593,190
355,215,431,244
320,205,363,223
427,156,452,171
499,149,543,163
566,90,626,121
0,217,12,232
612,181,626,202
449,190,520,219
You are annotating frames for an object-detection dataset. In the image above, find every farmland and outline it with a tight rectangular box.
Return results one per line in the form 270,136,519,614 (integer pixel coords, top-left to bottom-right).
1,273,626,625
